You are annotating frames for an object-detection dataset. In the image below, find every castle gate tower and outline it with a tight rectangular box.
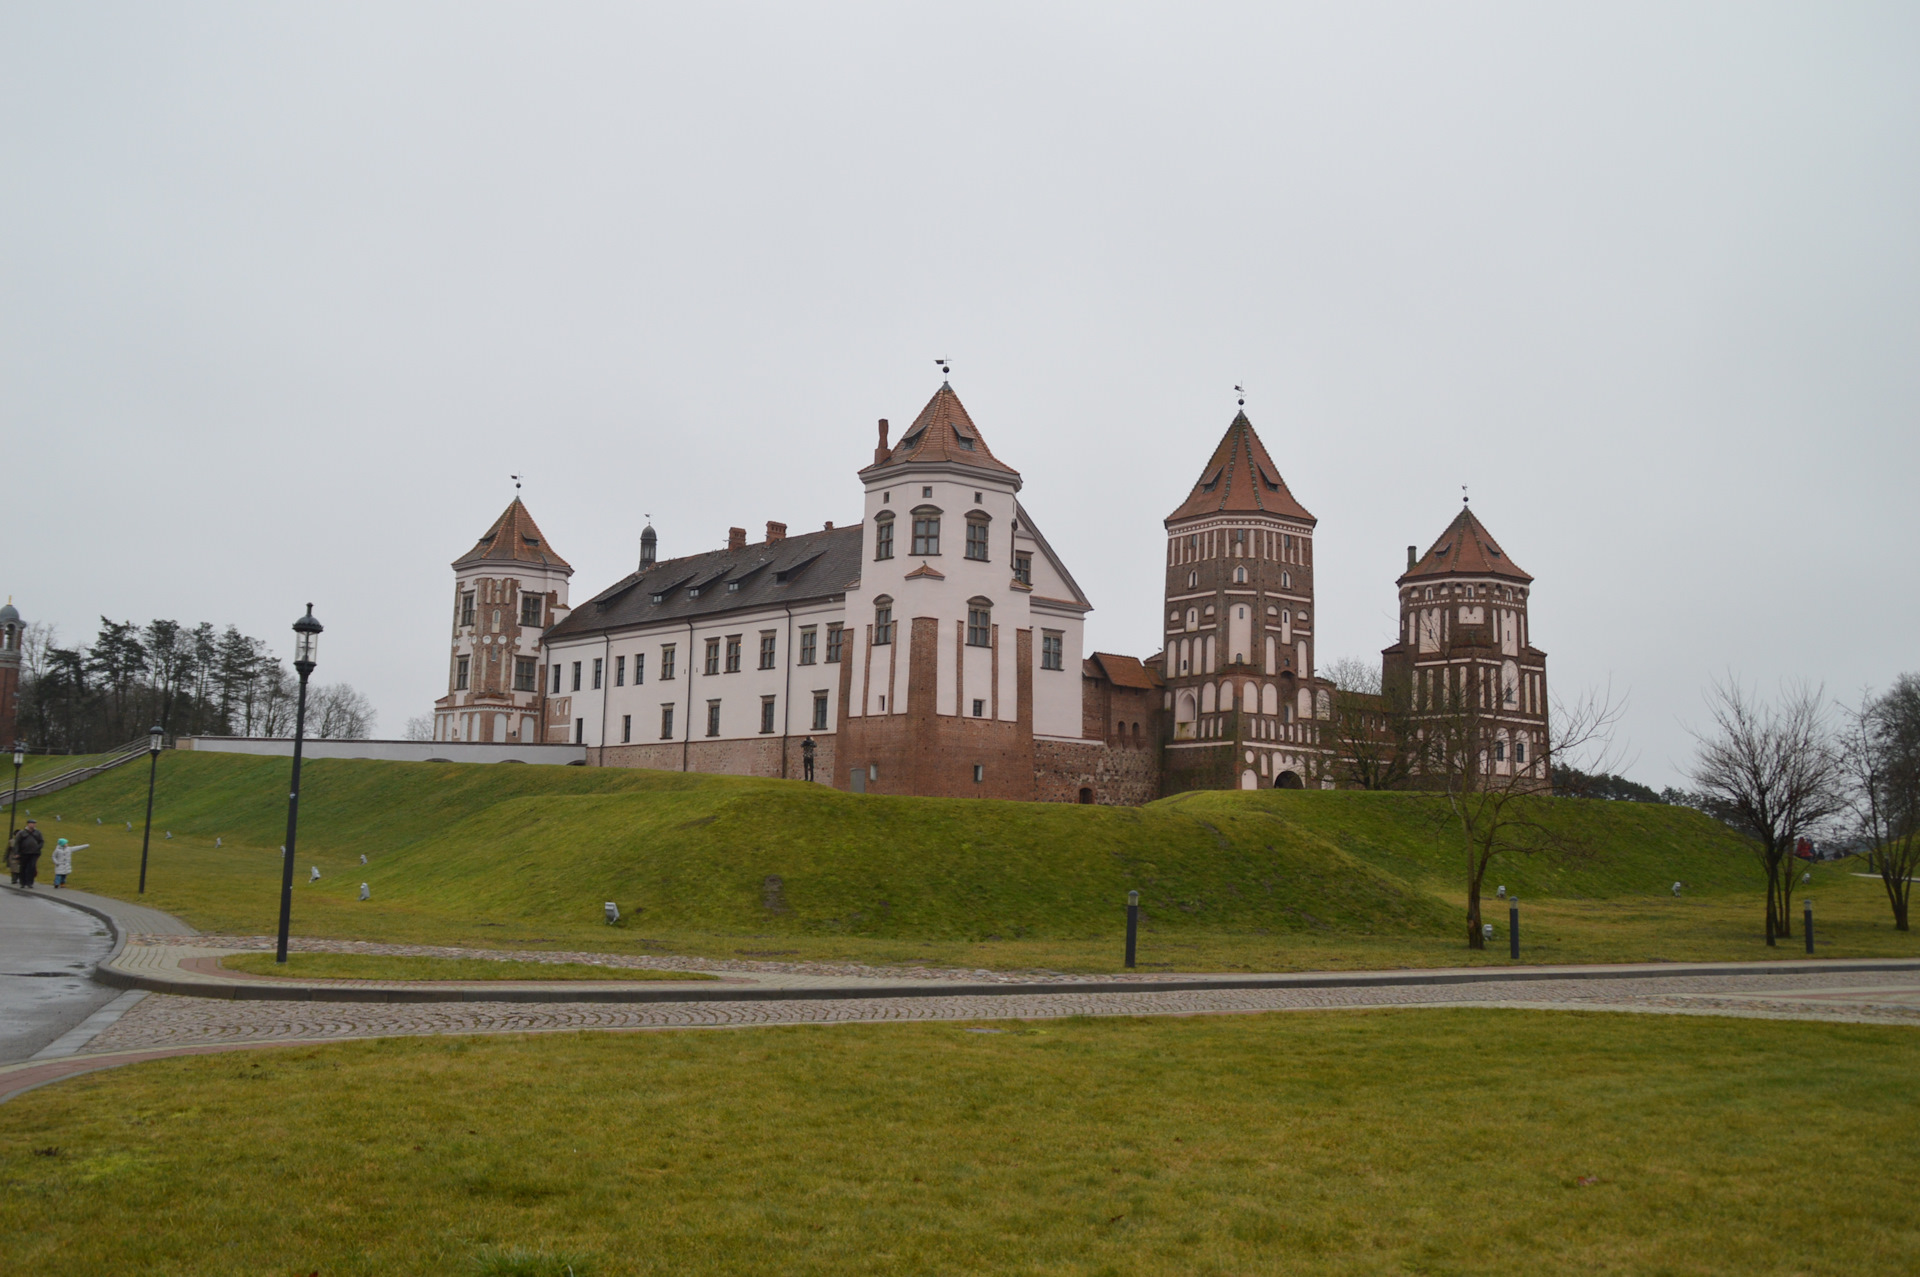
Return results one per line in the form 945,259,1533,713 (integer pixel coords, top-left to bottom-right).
1381,503,1550,790
0,600,21,750
434,499,573,745
1162,411,1336,792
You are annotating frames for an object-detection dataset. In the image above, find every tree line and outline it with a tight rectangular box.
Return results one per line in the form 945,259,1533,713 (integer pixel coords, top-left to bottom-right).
13,617,376,753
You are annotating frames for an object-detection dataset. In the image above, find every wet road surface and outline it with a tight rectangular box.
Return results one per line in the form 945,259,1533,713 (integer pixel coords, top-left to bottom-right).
0,887,117,1063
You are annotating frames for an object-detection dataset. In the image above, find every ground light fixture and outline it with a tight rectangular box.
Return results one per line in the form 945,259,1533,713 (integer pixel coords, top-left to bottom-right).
137,724,163,893
275,605,323,964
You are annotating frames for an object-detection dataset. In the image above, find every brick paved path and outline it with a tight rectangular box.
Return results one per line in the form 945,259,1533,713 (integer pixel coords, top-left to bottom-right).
79,967,1920,1056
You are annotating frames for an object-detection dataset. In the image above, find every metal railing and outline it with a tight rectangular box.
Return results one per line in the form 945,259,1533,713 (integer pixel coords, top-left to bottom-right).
0,737,161,809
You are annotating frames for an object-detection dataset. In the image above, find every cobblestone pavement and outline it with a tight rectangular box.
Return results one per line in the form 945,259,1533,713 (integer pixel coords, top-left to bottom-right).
81,968,1920,1054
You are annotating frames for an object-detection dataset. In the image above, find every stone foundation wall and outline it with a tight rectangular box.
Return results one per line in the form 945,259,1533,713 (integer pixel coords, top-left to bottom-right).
1034,738,1162,806
591,733,836,783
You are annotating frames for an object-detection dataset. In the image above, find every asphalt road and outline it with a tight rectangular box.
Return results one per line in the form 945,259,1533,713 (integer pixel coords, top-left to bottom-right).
0,887,118,1063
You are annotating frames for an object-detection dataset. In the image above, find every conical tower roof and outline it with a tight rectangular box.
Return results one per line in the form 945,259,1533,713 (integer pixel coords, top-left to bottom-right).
1166,411,1314,523
1400,505,1531,584
453,498,573,573
862,383,1019,478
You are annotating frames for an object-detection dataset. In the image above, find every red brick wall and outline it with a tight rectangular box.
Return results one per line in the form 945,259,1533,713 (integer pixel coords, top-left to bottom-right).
1034,737,1161,806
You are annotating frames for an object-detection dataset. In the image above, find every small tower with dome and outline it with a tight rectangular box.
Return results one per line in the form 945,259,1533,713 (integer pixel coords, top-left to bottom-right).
0,599,21,749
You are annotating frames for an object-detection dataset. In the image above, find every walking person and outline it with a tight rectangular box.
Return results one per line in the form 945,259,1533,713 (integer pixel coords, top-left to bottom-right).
51,838,87,888
12,819,44,889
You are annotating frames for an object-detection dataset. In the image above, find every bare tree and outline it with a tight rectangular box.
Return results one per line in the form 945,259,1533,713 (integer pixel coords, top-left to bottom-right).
1688,679,1843,944
402,714,434,741
1840,674,1920,931
1324,657,1417,791
310,683,377,739
1421,681,1621,948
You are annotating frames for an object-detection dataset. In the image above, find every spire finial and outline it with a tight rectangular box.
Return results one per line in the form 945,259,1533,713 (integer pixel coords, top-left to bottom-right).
935,358,950,381
1234,383,1245,408
511,473,523,494
1461,484,1470,507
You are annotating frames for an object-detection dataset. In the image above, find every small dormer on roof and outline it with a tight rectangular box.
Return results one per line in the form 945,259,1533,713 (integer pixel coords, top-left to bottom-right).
1401,506,1532,584
861,383,1020,480
1166,411,1315,524
454,498,573,574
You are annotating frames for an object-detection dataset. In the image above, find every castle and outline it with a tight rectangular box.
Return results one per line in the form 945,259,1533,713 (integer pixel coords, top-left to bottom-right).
431,382,1549,800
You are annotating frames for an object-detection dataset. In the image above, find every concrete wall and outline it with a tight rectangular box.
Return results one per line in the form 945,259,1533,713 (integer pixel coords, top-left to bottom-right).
176,737,587,765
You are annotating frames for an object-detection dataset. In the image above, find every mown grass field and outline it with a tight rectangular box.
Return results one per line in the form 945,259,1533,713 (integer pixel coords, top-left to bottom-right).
218,952,716,982
2,748,126,793
32,751,1915,971
2,1009,1916,1275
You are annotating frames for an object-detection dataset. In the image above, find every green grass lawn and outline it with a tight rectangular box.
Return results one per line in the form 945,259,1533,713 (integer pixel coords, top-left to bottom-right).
1,1009,1916,1275
2,749,127,795
219,952,717,982
35,751,1916,971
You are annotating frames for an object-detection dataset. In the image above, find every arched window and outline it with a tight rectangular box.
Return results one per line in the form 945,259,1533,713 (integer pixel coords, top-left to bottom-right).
1233,566,1247,583
873,595,894,645
1282,571,1290,589
911,506,941,556
1187,569,1198,589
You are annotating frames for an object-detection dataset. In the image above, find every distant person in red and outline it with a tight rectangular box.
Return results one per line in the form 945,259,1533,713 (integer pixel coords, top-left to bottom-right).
10,819,44,888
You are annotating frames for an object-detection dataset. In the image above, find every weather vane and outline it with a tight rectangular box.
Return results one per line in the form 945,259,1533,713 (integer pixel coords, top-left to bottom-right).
935,358,950,378
511,473,523,492
1462,484,1470,506
1234,384,1245,407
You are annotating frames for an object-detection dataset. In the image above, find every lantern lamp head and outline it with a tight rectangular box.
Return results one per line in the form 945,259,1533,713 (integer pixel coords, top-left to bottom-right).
292,604,323,671
12,741,23,767
148,724,163,753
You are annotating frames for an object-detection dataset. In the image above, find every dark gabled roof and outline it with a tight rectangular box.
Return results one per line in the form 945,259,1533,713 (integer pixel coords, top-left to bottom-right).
544,524,865,641
1166,411,1315,524
454,498,572,572
1401,506,1533,584
862,383,1020,478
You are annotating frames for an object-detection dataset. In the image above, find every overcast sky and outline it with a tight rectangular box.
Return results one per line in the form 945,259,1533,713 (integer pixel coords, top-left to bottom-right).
4,3,1915,787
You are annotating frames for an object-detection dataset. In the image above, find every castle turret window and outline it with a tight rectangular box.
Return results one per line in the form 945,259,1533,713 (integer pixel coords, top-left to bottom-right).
460,593,476,628
965,518,990,561
520,595,542,626
874,513,894,560
513,657,537,692
455,656,470,691
912,509,941,556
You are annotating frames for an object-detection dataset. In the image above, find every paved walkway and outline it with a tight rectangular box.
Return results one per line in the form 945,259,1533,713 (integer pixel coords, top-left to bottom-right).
4,885,1918,1104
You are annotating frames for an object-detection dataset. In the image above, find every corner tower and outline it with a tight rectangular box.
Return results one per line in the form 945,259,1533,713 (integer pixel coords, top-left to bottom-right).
1162,411,1334,791
433,499,573,745
0,599,21,751
1382,503,1549,789
836,382,1092,797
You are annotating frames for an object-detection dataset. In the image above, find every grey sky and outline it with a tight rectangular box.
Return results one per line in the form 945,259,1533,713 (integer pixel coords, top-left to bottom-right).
4,3,1915,786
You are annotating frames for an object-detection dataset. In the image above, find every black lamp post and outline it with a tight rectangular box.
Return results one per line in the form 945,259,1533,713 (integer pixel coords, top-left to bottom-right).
275,605,322,964
7,741,23,848
137,724,163,893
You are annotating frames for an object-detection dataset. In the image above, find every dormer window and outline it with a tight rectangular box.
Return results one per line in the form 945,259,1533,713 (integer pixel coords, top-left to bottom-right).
727,581,740,593
955,433,975,451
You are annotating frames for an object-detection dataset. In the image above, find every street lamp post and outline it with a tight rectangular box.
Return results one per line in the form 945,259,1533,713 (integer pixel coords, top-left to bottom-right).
7,741,23,849
275,605,323,964
137,725,164,893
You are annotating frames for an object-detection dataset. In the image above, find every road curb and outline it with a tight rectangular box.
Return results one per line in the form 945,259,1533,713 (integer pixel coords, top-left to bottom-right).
88,956,1920,1005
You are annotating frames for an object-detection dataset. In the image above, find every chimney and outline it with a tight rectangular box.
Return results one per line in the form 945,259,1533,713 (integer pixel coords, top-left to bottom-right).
1407,545,1417,571
823,521,833,532
728,527,746,551
873,418,890,466
639,524,657,568
765,521,786,544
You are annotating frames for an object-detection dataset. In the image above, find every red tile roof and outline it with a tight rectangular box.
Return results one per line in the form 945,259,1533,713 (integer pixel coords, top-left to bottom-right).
862,383,1020,477
454,498,573,572
1089,652,1162,690
1166,411,1315,523
1401,506,1532,584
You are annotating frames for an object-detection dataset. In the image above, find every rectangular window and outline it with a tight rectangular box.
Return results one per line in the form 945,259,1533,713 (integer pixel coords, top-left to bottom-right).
1041,631,1064,671
1494,741,1507,762
799,627,817,665
760,697,776,734
1013,552,1032,586
725,636,742,673
460,592,475,627
571,661,582,691
972,698,984,717
967,608,991,647
520,595,542,626
706,700,722,737
912,515,940,556
812,692,828,731
621,714,632,743
575,717,584,743
592,658,604,690
973,764,985,783
1515,741,1526,763
826,624,844,663
551,663,562,693
759,632,776,670
513,657,537,692
874,518,894,560
615,655,625,686
660,645,675,680
660,705,674,739
634,653,645,684
965,521,989,561
705,639,720,676
454,656,470,691
874,606,893,645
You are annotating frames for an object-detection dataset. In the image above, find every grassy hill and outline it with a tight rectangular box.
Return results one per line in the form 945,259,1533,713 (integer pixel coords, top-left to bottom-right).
25,751,1903,970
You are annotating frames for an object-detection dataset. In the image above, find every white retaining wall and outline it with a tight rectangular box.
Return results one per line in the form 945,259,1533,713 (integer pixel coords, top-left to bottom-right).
175,737,587,766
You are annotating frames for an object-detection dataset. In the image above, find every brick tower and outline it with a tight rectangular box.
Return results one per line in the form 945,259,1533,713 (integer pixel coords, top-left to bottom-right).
0,599,21,750
433,499,573,744
1381,502,1549,789
1162,411,1335,791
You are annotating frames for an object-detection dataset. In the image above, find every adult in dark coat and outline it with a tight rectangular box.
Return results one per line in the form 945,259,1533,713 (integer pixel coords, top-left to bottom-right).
13,820,44,889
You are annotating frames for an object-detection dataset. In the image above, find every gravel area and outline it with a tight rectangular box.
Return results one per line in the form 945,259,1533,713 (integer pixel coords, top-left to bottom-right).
83,969,1920,1054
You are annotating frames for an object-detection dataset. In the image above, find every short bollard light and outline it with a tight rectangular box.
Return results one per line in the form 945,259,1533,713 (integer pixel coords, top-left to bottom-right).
1124,890,1140,969
1509,895,1520,960
605,901,621,925
1481,922,1494,943
1804,898,1814,955
1496,885,1505,899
